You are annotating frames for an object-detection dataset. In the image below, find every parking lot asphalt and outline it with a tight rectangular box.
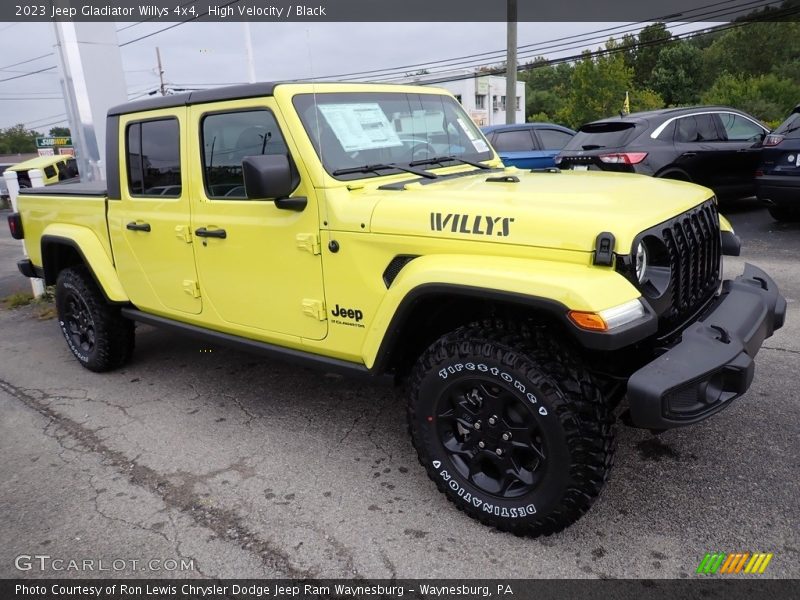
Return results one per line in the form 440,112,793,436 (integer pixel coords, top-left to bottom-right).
0,200,798,580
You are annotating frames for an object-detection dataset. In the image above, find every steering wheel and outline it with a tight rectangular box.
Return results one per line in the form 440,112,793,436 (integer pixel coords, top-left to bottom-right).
410,142,437,161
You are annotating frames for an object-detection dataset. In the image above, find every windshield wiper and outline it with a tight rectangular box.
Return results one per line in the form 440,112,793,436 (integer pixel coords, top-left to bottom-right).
409,155,491,170
332,163,437,179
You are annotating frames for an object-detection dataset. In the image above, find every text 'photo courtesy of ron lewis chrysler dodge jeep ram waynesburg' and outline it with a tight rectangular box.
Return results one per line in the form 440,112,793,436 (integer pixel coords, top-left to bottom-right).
7,82,787,536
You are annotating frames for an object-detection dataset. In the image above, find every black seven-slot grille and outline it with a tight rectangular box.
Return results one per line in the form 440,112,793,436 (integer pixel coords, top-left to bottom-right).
660,201,721,328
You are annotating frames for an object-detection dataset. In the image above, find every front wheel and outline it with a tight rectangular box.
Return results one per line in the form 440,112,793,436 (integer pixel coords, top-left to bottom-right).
408,322,614,536
55,266,135,372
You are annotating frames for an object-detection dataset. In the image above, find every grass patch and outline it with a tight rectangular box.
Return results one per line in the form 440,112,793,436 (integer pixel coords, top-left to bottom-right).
2,292,34,309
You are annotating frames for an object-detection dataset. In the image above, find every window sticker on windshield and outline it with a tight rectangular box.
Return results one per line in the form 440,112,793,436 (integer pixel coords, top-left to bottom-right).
456,117,488,152
318,103,403,152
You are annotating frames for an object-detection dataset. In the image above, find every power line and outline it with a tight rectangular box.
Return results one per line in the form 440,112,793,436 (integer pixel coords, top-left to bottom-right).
401,4,800,88
119,0,241,47
0,65,57,84
307,0,779,84
116,0,198,33
0,53,54,72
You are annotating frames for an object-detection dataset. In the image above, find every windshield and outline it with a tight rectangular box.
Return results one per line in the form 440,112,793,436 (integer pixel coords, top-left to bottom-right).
563,122,640,151
293,92,493,180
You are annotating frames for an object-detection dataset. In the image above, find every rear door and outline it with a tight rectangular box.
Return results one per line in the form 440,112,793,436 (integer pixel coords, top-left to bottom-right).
491,129,542,169
109,108,202,315
671,113,729,189
532,128,574,167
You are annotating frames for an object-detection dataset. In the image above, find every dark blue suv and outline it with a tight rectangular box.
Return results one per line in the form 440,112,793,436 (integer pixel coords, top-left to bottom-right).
756,104,800,222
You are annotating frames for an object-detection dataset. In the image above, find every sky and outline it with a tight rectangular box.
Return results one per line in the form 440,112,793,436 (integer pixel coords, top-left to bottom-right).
0,20,713,133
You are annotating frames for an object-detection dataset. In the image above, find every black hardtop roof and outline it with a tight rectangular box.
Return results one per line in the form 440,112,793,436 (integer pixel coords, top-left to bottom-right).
584,105,745,127
107,81,419,117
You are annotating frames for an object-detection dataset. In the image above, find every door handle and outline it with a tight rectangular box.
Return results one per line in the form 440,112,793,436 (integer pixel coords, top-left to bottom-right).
194,227,227,239
126,222,151,232
681,152,697,158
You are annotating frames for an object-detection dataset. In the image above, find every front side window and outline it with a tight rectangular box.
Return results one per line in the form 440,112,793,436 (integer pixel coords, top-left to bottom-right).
718,113,765,141
201,109,289,200
293,92,492,180
126,118,181,196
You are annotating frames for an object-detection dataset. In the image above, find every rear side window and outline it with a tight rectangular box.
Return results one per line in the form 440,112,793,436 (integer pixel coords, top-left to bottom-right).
492,130,535,152
536,128,573,150
201,109,288,200
675,115,721,143
564,122,637,150
126,118,181,197
775,112,800,138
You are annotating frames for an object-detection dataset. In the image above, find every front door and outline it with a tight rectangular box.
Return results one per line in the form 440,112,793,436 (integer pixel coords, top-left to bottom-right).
187,101,327,340
109,109,201,315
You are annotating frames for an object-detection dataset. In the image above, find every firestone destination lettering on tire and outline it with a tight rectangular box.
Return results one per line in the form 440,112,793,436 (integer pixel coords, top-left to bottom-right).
432,461,537,518
438,362,548,416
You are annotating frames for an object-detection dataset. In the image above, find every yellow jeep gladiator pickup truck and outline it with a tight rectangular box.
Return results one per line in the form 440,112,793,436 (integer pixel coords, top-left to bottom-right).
8,82,786,536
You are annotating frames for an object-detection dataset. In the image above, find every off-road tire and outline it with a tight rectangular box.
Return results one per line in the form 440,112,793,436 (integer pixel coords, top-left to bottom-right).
55,266,134,372
408,321,615,536
767,206,800,222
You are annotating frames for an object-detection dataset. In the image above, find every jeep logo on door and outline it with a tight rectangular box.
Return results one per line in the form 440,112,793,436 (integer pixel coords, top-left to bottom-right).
331,304,365,329
430,213,515,237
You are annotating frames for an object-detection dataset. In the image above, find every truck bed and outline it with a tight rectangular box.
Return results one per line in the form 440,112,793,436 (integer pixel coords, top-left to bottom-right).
17,183,112,276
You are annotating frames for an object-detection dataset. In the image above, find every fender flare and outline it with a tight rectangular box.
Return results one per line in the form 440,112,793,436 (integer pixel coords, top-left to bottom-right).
41,226,129,303
362,254,655,371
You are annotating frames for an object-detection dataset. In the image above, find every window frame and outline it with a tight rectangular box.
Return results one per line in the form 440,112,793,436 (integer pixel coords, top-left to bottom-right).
198,106,289,201
125,116,182,198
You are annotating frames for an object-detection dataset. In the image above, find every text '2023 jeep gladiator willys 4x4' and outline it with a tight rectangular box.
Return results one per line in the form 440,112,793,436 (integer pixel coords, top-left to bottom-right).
9,83,786,536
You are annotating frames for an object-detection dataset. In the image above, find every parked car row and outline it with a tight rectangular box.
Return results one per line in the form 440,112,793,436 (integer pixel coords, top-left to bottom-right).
483,104,800,222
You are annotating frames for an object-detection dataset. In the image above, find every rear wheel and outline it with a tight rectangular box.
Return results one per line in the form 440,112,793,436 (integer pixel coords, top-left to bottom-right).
55,266,134,372
767,206,800,222
408,322,615,536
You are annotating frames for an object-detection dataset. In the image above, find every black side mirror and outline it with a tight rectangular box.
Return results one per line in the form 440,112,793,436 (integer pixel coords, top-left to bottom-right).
242,154,305,210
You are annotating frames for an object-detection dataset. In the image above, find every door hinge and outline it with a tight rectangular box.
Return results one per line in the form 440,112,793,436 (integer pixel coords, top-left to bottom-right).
182,280,201,298
296,233,321,255
175,225,192,243
302,299,326,321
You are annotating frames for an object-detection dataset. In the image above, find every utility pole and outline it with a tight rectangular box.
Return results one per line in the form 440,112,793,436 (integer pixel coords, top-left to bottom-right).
506,0,518,124
156,47,167,96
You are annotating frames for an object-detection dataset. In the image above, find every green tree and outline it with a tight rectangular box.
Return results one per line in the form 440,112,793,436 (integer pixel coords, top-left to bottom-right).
650,42,703,106
702,22,800,81
0,124,39,154
629,88,664,113
701,73,798,125
48,127,71,137
633,23,671,88
557,47,634,128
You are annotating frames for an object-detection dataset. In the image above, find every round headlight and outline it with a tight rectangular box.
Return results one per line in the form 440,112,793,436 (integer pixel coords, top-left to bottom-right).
635,241,648,284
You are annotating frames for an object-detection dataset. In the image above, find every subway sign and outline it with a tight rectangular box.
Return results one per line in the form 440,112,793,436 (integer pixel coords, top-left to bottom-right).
36,136,72,148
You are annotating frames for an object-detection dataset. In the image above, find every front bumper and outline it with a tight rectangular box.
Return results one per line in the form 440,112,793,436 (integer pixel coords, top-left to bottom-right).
627,264,786,430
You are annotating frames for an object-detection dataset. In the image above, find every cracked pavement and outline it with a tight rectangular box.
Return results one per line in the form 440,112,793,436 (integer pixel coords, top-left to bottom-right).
0,200,798,579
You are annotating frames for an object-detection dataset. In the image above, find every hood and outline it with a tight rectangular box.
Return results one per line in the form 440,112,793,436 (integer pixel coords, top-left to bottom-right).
368,169,713,254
